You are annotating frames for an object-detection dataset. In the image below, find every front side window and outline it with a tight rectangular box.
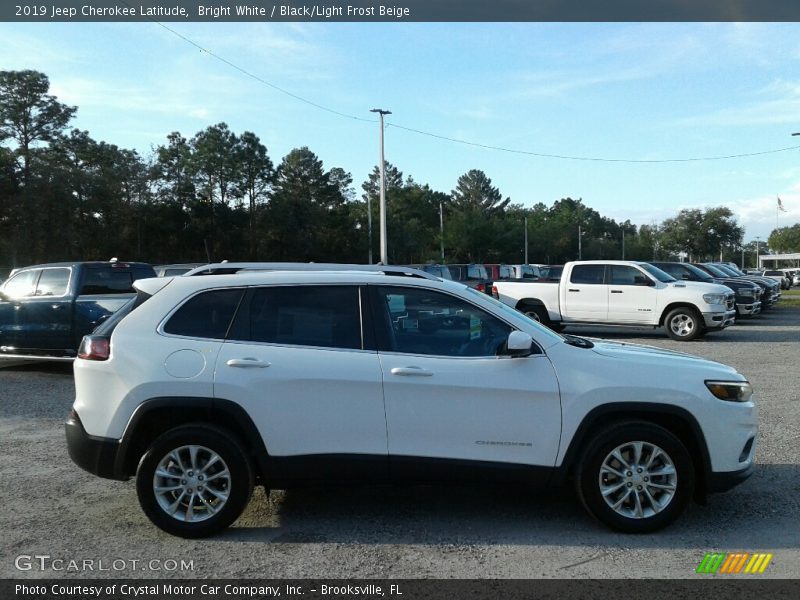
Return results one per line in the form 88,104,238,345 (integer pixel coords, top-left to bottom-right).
35,268,70,296
163,289,244,339
376,286,512,357
2,270,39,299
610,265,648,286
244,285,362,350
570,264,605,285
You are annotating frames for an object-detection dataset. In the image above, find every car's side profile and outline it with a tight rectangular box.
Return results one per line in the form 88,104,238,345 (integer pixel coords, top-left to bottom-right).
66,266,757,538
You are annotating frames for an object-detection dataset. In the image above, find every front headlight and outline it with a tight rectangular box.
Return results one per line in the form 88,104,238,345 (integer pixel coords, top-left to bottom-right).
703,293,727,305
705,380,754,402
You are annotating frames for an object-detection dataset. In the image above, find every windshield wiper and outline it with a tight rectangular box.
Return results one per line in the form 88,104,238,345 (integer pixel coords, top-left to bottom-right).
563,334,595,349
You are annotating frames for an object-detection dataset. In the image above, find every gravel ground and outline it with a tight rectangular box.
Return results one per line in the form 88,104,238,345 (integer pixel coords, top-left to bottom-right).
1,307,798,580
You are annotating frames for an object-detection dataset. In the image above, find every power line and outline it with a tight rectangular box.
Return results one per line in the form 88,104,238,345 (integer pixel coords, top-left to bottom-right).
131,13,800,164
387,122,800,163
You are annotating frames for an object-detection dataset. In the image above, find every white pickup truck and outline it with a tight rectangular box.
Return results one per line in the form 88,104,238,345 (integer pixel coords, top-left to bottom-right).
493,260,736,341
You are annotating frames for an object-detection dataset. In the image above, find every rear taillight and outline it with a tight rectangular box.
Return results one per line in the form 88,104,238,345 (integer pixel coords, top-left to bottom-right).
491,285,499,299
476,283,485,293
78,335,110,361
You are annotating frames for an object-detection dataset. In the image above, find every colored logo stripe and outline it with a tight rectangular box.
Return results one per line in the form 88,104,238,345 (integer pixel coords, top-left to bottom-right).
697,552,773,574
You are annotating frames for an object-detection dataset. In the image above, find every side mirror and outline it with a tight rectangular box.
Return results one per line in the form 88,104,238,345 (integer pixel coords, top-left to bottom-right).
505,331,534,358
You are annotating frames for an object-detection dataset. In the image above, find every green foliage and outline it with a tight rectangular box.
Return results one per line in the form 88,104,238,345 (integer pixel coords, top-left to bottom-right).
768,224,800,253
658,207,743,260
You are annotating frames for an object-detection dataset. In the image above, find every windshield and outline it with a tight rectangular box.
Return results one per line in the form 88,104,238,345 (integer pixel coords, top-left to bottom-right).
683,263,714,281
638,263,676,283
701,263,729,277
463,286,564,344
712,264,740,277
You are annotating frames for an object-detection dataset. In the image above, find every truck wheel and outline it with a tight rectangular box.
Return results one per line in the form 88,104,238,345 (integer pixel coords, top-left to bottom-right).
520,304,550,326
574,421,694,533
135,425,254,538
664,307,703,341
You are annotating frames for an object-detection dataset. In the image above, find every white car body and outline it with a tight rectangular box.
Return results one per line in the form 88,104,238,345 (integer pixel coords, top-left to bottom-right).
66,267,757,536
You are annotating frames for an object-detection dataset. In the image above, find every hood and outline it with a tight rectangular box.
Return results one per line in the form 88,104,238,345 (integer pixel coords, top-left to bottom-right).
588,338,740,376
666,280,732,295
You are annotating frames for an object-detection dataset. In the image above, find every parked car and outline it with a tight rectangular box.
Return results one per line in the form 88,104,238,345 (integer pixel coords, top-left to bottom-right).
762,270,791,290
484,264,516,281
508,264,541,280
66,263,757,537
154,263,207,277
650,262,762,318
493,260,736,340
408,264,454,280
0,260,155,359
699,263,780,306
446,263,494,294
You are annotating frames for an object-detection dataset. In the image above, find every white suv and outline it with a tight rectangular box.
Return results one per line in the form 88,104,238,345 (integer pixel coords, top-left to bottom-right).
66,265,758,538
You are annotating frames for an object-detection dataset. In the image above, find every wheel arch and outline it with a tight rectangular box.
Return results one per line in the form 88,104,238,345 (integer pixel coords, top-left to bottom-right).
554,402,711,502
116,397,270,484
658,302,702,327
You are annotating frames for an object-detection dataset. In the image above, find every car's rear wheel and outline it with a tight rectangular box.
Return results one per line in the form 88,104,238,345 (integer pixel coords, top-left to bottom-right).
135,425,254,538
575,421,694,533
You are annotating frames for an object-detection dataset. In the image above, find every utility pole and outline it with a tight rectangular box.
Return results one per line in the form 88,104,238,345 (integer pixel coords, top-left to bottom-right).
622,229,625,260
578,225,582,260
439,201,445,262
755,236,760,270
524,217,529,264
370,108,391,264
367,195,373,264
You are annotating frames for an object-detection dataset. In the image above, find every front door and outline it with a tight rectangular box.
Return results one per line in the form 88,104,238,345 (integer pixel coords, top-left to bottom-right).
606,265,659,323
370,285,562,481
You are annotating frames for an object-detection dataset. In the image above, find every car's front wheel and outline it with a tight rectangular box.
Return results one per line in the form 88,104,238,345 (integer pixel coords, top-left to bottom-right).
575,421,694,533
135,425,254,538
664,307,704,341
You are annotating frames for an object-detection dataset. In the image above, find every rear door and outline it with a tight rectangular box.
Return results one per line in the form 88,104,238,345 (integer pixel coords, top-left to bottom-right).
214,284,388,482
563,264,608,321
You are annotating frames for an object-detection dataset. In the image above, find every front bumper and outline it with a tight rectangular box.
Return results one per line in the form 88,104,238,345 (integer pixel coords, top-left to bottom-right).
65,410,127,481
708,463,755,493
702,309,736,330
736,301,761,316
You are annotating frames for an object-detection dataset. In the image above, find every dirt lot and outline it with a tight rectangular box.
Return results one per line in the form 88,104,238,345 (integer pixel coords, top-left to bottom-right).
1,307,798,580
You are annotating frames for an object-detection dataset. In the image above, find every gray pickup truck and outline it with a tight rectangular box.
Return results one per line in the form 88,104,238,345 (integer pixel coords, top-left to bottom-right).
0,260,155,360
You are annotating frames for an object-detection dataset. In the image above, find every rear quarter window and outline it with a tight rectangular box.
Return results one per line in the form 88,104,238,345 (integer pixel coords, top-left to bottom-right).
163,289,244,339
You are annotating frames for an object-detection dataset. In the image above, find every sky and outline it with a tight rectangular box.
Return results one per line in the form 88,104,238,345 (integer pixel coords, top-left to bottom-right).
1,21,799,242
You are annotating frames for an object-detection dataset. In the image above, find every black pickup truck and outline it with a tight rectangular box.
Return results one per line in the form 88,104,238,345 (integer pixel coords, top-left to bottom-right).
0,260,155,360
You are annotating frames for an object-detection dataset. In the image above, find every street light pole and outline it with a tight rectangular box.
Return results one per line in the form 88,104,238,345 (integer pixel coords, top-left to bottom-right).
370,108,391,264
755,236,760,270
524,217,529,264
439,201,445,262
578,225,582,260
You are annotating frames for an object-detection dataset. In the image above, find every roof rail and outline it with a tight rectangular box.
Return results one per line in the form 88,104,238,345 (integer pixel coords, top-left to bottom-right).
183,262,440,281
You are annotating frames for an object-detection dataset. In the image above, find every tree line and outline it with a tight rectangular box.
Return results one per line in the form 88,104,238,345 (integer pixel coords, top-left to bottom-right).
0,69,791,275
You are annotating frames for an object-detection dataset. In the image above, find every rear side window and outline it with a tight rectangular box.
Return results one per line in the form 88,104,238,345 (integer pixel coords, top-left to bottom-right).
240,286,362,350
163,289,244,339
570,265,605,284
35,268,70,296
80,270,135,294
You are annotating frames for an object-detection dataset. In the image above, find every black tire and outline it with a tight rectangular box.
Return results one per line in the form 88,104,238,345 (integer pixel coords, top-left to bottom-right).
574,421,694,533
135,425,254,538
664,306,704,341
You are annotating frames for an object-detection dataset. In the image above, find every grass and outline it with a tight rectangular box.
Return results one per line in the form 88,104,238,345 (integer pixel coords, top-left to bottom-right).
778,289,800,308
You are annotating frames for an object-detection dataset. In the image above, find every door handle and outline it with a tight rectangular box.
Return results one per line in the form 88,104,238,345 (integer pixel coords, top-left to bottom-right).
611,290,623,294
568,288,580,292
226,358,271,368
390,367,433,377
